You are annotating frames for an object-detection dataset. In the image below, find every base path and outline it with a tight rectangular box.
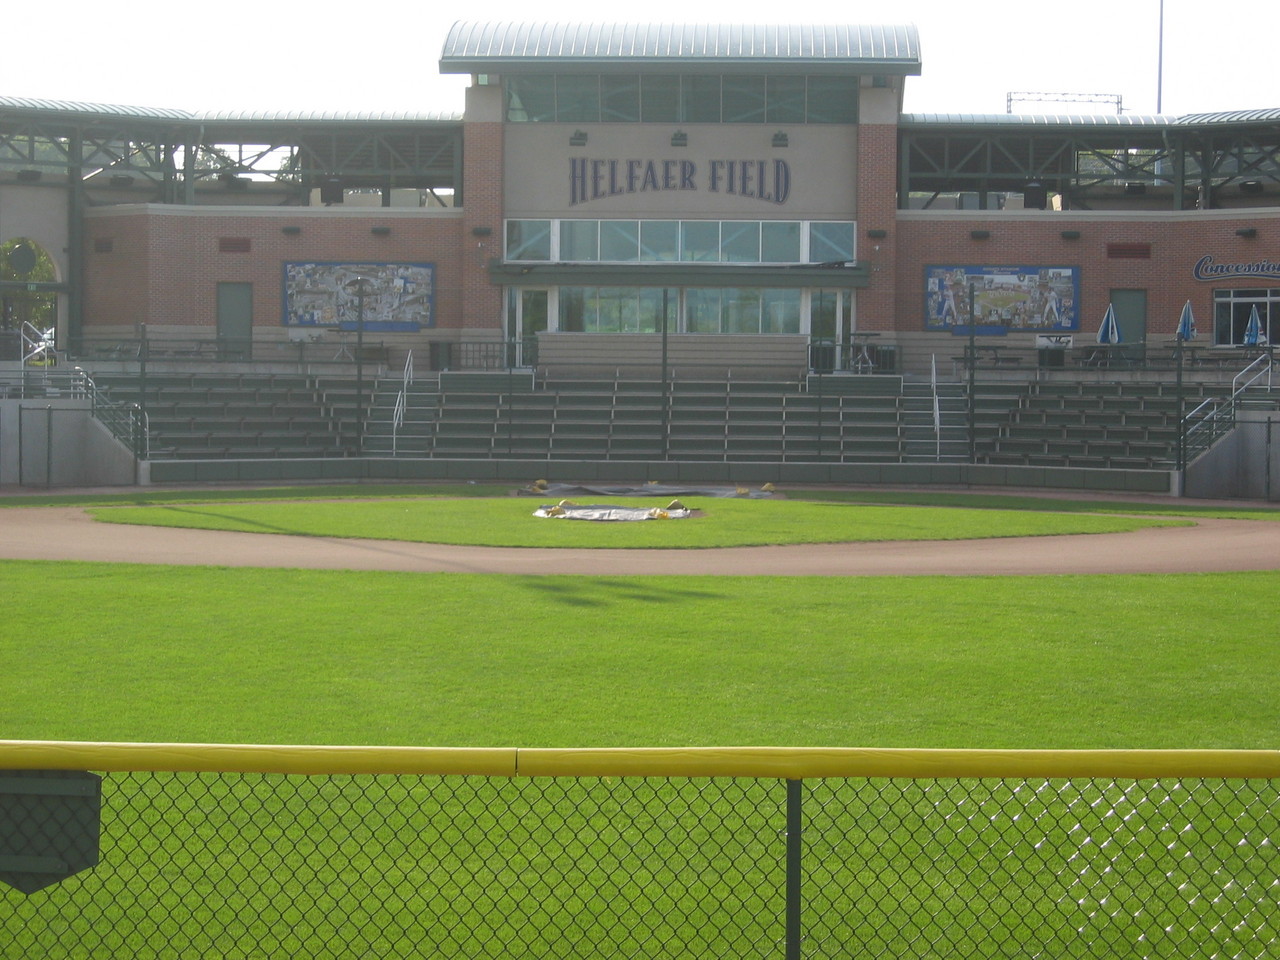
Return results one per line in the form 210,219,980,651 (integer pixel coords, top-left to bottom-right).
2,505,1278,576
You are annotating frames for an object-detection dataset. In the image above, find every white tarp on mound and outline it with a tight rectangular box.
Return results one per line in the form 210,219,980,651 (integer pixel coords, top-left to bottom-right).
533,503,693,521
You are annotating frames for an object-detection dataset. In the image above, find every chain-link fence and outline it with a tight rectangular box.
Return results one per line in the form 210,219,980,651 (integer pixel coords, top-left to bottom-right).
3,747,1278,959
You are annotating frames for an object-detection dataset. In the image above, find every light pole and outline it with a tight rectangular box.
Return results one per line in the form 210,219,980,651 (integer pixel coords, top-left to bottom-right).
1156,0,1165,114
967,281,977,463
1175,332,1185,474
344,276,375,446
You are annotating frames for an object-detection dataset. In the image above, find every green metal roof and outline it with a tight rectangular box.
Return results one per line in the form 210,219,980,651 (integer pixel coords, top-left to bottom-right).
0,96,460,126
901,113,1174,129
1176,107,1280,125
901,110,1280,130
0,95,192,122
439,21,922,75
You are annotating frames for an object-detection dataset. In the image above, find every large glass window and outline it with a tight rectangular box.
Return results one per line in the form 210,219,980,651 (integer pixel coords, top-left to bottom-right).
559,287,587,332
507,219,852,265
560,220,599,261
506,220,552,261
508,74,859,123
682,76,722,123
556,75,600,123
638,288,676,330
761,221,802,262
685,289,722,333
639,221,679,261
723,288,763,333
766,76,807,123
722,76,767,123
1213,288,1277,346
505,77,556,122
600,221,640,262
540,285,816,334
601,75,641,122
596,286,641,331
558,286,673,333
721,222,761,263
680,222,721,262
762,289,802,333
806,77,860,123
808,222,856,264
640,76,681,122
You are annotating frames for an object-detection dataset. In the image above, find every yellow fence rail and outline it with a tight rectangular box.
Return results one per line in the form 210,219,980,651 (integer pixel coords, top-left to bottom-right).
4,739,1280,779
4,741,1278,959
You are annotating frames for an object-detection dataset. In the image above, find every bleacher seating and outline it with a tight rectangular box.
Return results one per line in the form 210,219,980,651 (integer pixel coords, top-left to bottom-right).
976,381,1230,469
87,367,1268,472
93,372,362,459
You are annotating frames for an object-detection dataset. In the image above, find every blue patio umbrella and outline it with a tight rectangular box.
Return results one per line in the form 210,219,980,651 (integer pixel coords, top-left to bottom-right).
1176,300,1197,341
1244,304,1263,345
1096,303,1122,344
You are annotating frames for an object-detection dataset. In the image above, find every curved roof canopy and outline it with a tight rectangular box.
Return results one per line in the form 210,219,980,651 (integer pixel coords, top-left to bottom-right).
440,21,922,75
0,95,460,126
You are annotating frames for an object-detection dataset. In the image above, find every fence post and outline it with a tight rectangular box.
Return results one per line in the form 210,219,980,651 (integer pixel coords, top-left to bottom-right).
786,778,802,960
46,405,54,489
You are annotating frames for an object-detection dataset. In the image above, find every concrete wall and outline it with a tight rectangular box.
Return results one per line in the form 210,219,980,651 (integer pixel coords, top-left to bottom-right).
505,124,857,218
1185,411,1280,500
144,454,1175,496
0,400,137,488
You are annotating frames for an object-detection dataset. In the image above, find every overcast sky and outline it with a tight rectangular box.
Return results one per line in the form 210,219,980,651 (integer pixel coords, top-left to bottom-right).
4,0,1276,117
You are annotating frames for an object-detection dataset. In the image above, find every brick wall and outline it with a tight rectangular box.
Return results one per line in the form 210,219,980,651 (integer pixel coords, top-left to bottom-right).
83,207,468,336
894,213,1280,335
460,119,505,333
855,123,899,332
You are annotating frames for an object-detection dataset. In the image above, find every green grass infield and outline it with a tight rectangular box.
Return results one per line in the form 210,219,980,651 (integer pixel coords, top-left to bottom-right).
82,495,1187,548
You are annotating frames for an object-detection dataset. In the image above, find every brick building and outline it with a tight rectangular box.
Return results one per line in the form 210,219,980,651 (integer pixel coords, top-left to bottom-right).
3,21,1278,377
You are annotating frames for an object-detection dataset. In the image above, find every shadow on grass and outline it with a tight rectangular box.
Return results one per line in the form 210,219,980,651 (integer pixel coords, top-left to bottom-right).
146,506,315,537
518,577,730,607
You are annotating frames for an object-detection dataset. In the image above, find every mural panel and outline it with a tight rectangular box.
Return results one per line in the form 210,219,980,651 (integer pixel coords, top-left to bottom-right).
283,262,434,332
925,265,1078,334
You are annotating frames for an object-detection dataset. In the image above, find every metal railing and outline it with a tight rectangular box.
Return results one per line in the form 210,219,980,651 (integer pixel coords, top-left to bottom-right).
390,350,413,457
3,742,1278,960
1232,348,1274,397
69,335,390,368
72,367,149,459
1183,350,1274,463
19,322,59,366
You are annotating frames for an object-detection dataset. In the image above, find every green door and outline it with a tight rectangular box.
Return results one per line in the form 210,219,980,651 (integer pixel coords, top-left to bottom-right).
1108,288,1147,362
216,282,253,360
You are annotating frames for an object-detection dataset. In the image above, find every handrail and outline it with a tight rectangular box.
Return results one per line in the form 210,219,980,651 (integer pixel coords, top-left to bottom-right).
1182,350,1274,464
1232,348,1273,396
73,366,149,459
929,354,942,458
389,349,412,457
20,321,58,365
391,390,406,457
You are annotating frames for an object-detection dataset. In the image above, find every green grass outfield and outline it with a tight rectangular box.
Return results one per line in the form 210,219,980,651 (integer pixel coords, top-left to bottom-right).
1,562,1275,747
1,483,1275,748
3,487,1277,959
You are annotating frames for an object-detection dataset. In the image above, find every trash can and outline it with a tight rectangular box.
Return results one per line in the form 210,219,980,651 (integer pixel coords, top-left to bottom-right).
1038,348,1065,368
809,341,835,374
429,341,453,371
